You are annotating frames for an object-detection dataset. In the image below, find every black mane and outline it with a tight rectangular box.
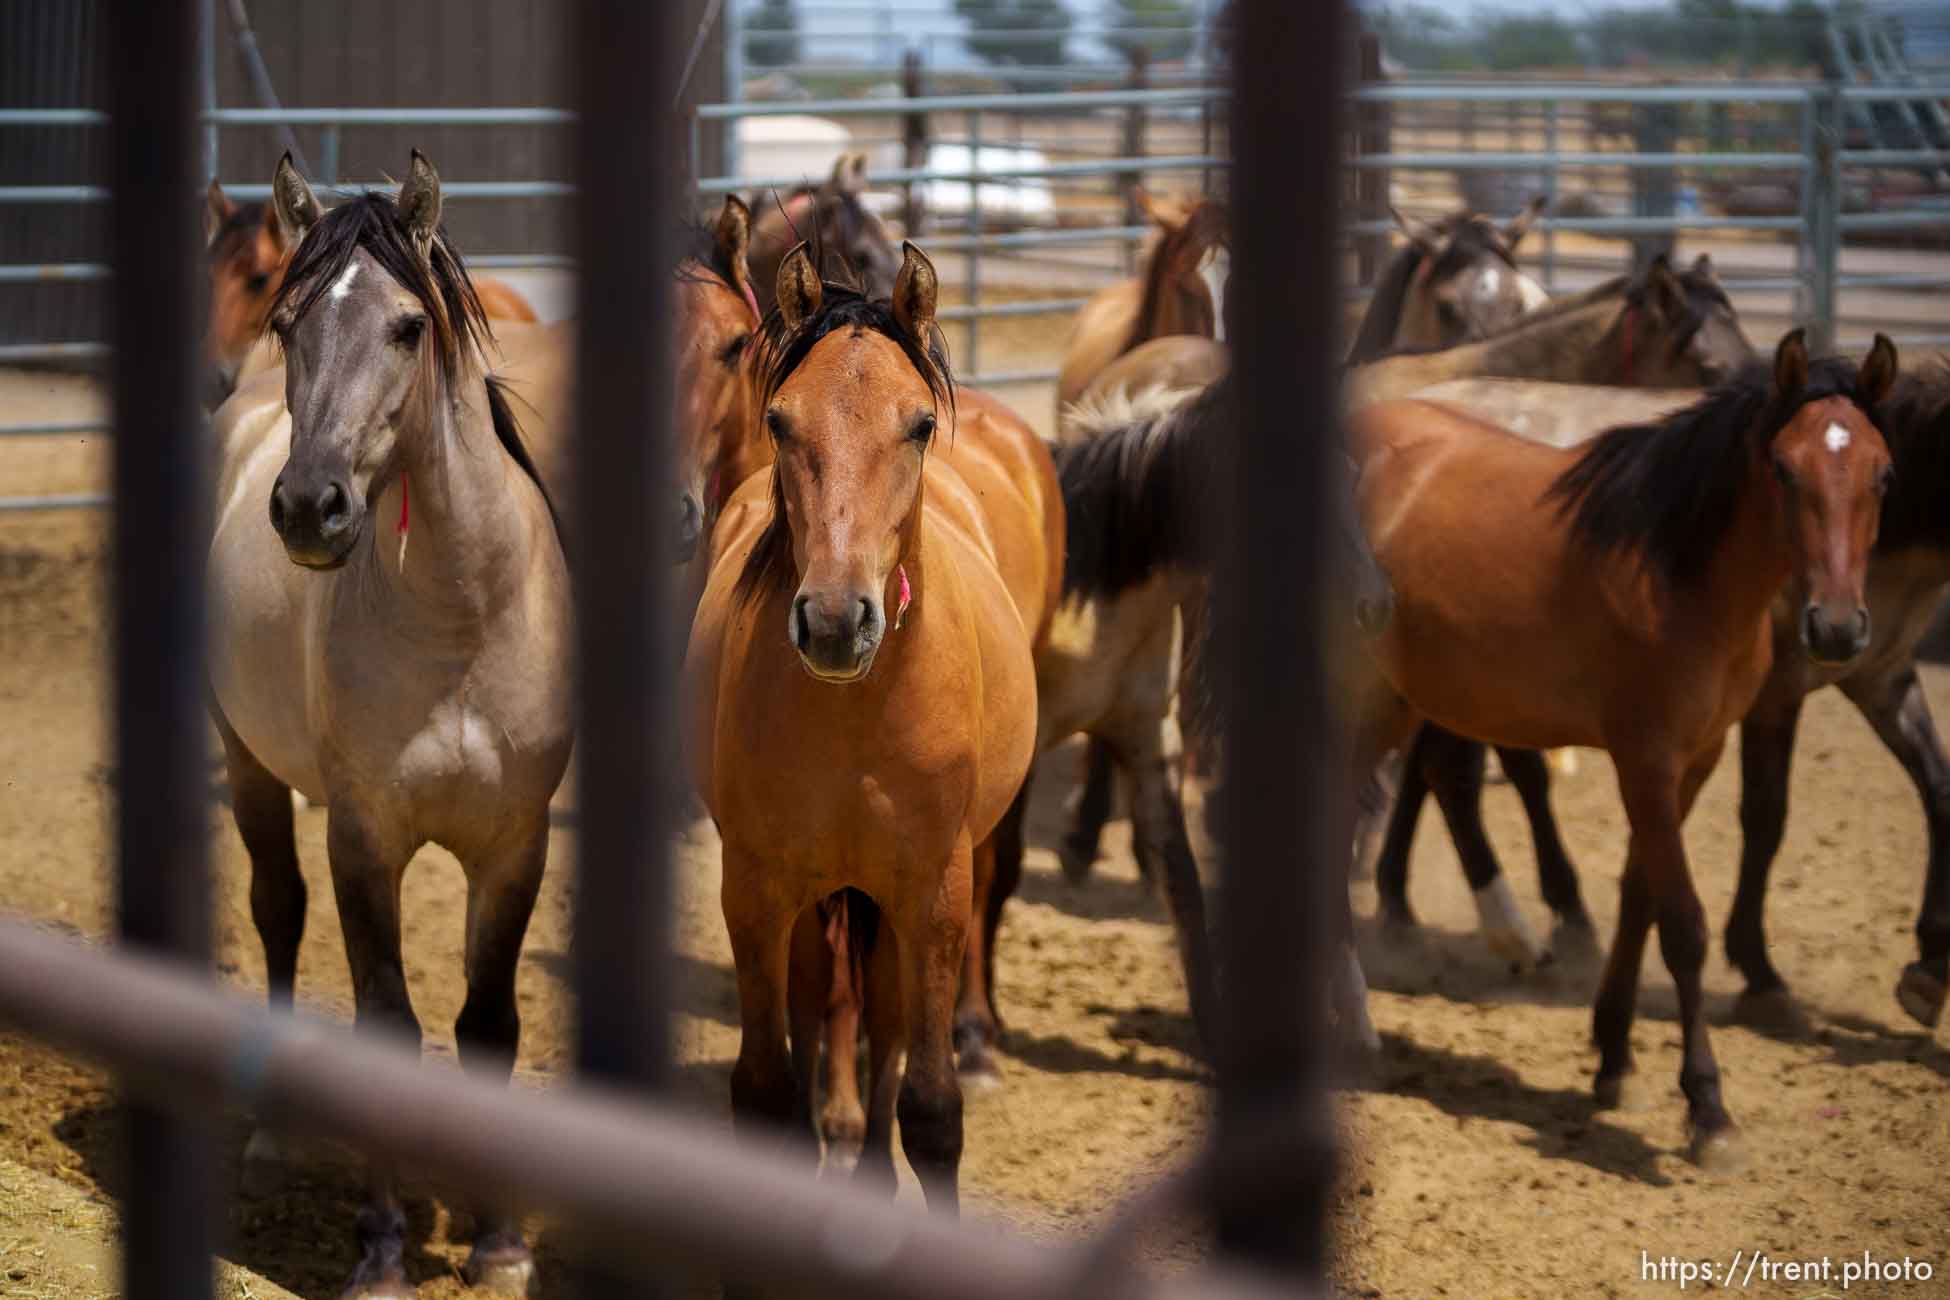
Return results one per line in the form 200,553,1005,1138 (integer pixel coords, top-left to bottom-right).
271,192,558,540
1546,356,1878,585
734,281,954,603
1057,378,1228,600
1346,215,1519,365
1875,360,1950,552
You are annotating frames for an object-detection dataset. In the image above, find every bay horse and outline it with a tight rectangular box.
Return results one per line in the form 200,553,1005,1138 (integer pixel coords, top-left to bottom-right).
206,153,571,1296
745,152,901,314
1343,198,1549,364
203,172,538,407
1385,367,1950,1035
948,373,1396,1079
1055,190,1230,414
1350,330,1898,1167
685,242,1056,1207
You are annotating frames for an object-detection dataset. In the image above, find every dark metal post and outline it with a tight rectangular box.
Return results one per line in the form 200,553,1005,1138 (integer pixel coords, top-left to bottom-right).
109,0,216,1295
572,0,678,1228
902,48,928,237
1120,45,1151,274
1213,0,1343,1281
1354,32,1388,286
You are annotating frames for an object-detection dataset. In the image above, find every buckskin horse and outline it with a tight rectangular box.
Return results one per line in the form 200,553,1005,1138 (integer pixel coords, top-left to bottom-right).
684,242,1059,1207
1348,332,1898,1168
206,153,571,1296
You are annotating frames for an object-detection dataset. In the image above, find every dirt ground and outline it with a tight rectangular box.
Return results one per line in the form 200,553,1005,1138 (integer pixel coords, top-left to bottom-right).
5,359,1950,1300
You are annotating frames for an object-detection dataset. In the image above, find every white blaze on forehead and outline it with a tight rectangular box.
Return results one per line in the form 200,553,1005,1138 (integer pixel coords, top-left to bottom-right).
1516,273,1550,311
1824,422,1851,454
328,260,361,304
1472,265,1502,302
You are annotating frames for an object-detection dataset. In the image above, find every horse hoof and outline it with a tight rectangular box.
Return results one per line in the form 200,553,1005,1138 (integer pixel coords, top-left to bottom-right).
1473,879,1545,974
1550,919,1604,969
1688,1124,1746,1174
464,1244,535,1296
823,1136,863,1176
339,1277,414,1300
1056,835,1097,885
1896,963,1946,1029
958,1060,1004,1096
1593,1072,1650,1112
239,1128,289,1198
1733,986,1812,1037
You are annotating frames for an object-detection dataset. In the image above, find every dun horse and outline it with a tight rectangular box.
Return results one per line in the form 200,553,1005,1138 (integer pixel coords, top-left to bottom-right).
1349,332,1898,1166
1055,190,1230,412
1343,198,1548,363
685,242,1057,1207
203,172,537,406
745,152,901,313
207,154,571,1296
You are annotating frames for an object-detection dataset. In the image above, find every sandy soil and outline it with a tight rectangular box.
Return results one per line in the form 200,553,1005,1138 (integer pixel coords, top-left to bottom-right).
3,367,1950,1299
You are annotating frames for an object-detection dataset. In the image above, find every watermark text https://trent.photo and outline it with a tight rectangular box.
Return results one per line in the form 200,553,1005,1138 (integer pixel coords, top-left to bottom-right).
1642,1249,1937,1291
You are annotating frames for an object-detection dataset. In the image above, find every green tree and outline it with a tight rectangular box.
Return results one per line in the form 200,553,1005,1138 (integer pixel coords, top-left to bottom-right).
746,0,802,69
1107,0,1196,63
954,0,1072,67
1478,15,1582,71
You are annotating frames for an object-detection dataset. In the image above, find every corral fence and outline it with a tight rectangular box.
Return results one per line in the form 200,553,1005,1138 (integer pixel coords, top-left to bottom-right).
2,0,1346,1297
5,64,1950,506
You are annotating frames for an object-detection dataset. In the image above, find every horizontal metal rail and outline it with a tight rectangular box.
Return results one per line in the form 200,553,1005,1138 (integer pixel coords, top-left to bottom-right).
0,493,110,512
700,153,1224,196
0,419,108,436
0,919,1293,1300
0,180,575,204
1349,150,1808,171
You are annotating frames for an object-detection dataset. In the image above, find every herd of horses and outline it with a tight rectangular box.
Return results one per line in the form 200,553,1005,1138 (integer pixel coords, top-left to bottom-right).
186,147,1950,1295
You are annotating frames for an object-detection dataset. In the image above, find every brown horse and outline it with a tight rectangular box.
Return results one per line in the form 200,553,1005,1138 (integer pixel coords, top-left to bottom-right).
1344,198,1548,364
685,242,1056,1207
745,152,902,314
203,173,538,406
1349,331,1898,1167
1055,190,1230,413
208,153,571,1296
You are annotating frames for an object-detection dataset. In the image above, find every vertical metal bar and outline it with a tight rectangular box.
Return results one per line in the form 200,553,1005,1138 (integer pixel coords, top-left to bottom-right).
965,108,981,379
109,0,216,1293
722,0,745,179
1543,99,1558,293
320,125,340,189
1212,0,1340,1282
1809,84,1842,354
572,1,677,1276
197,0,217,182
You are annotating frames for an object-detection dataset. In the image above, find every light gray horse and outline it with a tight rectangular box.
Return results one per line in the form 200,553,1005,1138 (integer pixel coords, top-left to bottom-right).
206,152,571,1299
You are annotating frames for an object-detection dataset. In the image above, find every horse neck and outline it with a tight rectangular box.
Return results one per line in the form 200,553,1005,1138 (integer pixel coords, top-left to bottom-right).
1353,297,1624,403
1129,239,1204,347
375,365,542,617
1688,445,1791,636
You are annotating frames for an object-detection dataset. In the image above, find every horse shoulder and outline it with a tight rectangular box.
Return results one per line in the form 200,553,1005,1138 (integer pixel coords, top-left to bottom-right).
490,321,577,502
474,275,539,324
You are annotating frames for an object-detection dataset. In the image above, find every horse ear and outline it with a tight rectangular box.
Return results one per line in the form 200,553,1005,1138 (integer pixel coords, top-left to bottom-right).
397,150,443,258
270,152,321,250
891,241,938,344
1773,327,1809,394
1503,195,1547,249
1644,254,1688,323
1133,186,1162,224
203,179,236,246
716,195,755,299
776,241,822,329
830,151,867,195
1391,206,1441,252
1858,332,1899,406
1691,251,1718,281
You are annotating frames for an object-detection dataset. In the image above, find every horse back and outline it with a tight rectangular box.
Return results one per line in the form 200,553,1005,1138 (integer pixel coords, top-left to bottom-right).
943,388,1065,651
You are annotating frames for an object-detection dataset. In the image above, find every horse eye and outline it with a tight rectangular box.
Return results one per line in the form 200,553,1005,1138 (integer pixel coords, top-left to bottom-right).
1877,464,1896,496
720,333,749,367
908,413,936,444
766,409,789,441
1773,457,1796,490
245,273,270,293
393,316,426,348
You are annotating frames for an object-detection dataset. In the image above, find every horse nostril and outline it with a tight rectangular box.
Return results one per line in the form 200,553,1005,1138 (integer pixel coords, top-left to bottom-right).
1855,607,1872,646
268,476,290,535
677,493,703,549
791,595,812,650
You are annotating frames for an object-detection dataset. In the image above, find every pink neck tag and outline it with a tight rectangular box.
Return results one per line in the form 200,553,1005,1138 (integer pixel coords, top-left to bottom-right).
894,564,912,630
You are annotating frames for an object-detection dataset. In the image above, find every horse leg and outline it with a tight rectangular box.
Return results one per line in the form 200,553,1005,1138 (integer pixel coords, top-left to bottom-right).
854,918,905,1199
1373,728,1434,928
325,809,421,1300
1616,746,1742,1170
455,822,549,1295
1118,738,1219,1051
1421,728,1545,972
1840,663,1950,1028
721,848,805,1159
214,713,307,1189
792,899,864,1165
1058,738,1118,884
953,833,1005,1090
1723,683,1805,1026
894,836,974,1214
1498,745,1594,952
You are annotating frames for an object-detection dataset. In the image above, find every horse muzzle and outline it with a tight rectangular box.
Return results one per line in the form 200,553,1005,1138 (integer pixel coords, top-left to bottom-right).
1802,601,1870,667
1354,584,1395,638
790,587,885,683
270,473,363,570
673,490,703,565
